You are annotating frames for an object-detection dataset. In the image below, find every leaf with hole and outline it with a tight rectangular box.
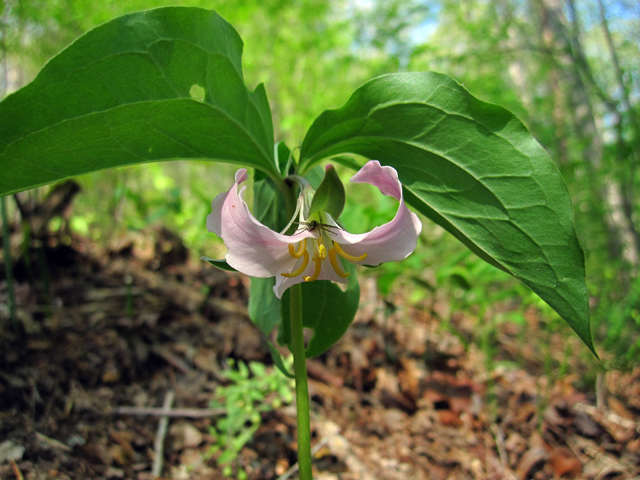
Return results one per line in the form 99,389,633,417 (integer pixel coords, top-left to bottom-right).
0,7,278,196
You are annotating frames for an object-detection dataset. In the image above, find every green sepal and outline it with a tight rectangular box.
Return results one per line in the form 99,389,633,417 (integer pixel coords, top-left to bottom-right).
201,256,237,272
248,277,281,339
277,299,292,347
268,342,294,378
281,262,360,358
307,164,346,219
248,277,294,378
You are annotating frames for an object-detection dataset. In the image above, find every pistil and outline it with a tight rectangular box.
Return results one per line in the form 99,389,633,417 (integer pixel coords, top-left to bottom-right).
317,236,327,260
289,239,307,258
334,242,367,262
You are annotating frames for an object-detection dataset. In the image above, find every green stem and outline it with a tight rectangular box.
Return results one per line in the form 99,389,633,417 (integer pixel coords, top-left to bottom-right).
289,283,313,480
279,177,297,220
1,196,17,330
266,170,296,220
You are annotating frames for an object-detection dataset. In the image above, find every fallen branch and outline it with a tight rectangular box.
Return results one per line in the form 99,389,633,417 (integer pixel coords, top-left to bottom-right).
10,460,24,480
279,420,377,480
35,431,72,452
111,406,225,418
276,437,330,480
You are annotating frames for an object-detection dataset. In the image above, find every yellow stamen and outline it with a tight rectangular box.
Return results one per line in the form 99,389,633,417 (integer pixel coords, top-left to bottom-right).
304,253,322,282
334,242,367,262
288,239,306,259
281,249,309,278
329,247,350,278
317,237,327,260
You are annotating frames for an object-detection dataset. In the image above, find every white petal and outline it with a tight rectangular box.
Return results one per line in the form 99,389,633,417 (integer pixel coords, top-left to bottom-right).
328,160,422,266
207,169,314,278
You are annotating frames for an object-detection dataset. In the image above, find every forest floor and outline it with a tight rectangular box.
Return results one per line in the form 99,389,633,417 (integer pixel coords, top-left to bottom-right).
1,227,639,480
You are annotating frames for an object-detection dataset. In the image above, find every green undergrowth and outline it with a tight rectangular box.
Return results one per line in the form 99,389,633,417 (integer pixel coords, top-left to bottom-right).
206,358,294,479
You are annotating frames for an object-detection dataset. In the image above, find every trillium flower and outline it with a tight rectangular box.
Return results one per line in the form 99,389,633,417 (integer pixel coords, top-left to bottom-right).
206,160,422,298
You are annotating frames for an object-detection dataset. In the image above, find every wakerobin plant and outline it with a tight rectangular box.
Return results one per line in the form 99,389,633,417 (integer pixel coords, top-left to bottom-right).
0,7,596,479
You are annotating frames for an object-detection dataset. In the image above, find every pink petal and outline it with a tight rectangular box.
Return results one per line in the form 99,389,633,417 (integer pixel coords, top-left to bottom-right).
350,160,403,200
206,169,314,278
206,169,248,237
328,161,422,266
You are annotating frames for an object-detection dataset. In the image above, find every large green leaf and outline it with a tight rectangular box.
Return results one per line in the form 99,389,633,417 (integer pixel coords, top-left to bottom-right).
299,72,595,355
0,7,277,196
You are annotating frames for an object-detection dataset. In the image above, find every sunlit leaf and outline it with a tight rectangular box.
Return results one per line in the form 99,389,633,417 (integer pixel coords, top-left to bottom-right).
0,7,278,196
299,72,595,355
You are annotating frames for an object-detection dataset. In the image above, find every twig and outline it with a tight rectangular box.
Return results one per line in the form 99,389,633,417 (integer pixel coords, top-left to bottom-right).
491,424,508,466
151,345,193,374
314,420,377,480
35,431,72,452
152,390,175,479
10,460,24,480
111,406,224,418
276,437,330,480
596,371,605,410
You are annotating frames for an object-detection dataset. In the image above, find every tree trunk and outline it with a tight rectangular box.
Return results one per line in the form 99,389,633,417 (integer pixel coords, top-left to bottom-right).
535,0,638,270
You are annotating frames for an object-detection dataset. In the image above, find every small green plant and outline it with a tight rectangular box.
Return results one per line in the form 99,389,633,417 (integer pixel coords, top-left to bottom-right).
207,358,294,479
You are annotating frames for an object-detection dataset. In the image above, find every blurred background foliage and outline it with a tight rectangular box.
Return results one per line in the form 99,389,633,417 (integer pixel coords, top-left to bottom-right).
1,0,639,371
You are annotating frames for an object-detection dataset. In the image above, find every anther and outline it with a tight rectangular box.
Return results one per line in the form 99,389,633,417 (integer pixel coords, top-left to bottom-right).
282,248,309,278
288,239,306,259
328,247,350,278
334,242,367,262
304,253,322,282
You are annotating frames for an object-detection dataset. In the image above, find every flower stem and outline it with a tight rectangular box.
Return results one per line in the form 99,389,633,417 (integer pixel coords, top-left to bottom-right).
289,283,313,480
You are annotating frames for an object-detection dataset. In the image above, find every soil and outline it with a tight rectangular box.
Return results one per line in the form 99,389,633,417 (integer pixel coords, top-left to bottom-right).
1,228,639,480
